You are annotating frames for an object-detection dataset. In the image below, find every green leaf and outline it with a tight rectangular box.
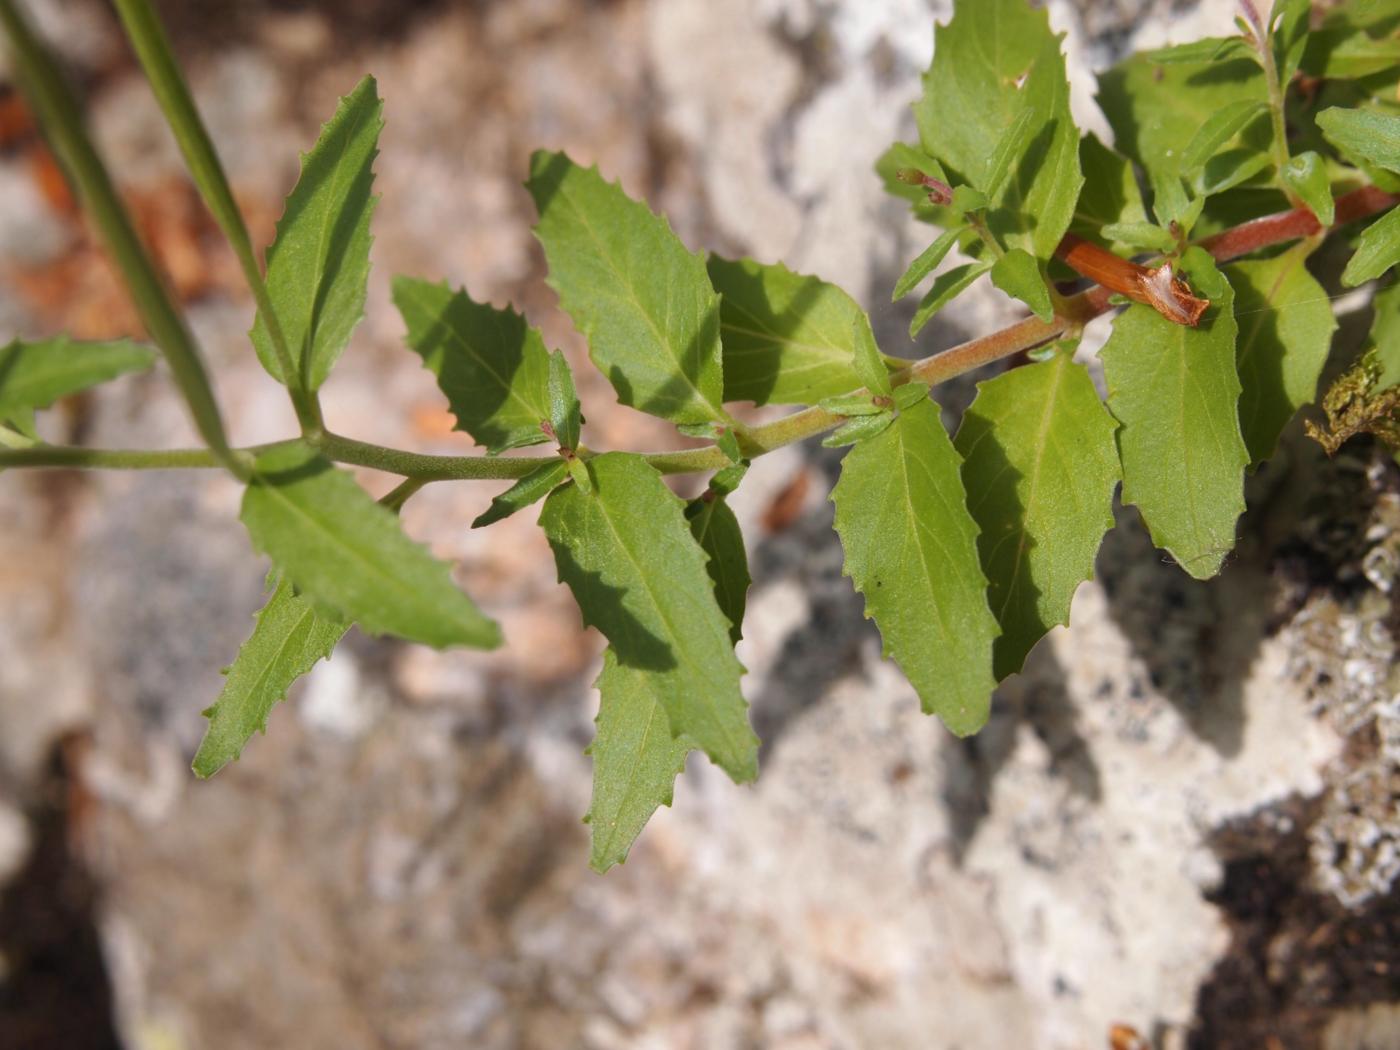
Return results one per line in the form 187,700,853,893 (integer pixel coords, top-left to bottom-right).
893,226,965,301
914,0,1082,261
893,382,930,411
686,493,750,645
539,453,758,780
1271,0,1312,86
192,575,349,778
472,459,570,529
1281,151,1335,226
585,651,691,872
819,392,886,417
241,441,501,649
1303,1,1400,79
989,248,1053,322
822,412,895,448
1181,100,1268,173
1101,249,1248,579
1198,149,1272,197
0,337,154,416
1226,242,1337,464
707,255,895,406
251,76,382,392
1143,37,1254,64
954,354,1120,680
851,314,891,396
1099,222,1178,253
527,151,725,424
951,186,990,214
1316,107,1400,173
1099,46,1266,204
910,260,993,337
1343,203,1400,286
392,277,552,454
548,350,582,451
831,398,999,735
1071,135,1150,251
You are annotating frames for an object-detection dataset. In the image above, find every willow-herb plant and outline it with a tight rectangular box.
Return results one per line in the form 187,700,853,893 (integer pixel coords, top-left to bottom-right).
1,0,1399,871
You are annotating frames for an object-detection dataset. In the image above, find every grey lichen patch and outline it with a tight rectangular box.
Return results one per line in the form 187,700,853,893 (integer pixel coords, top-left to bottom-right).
1284,451,1400,909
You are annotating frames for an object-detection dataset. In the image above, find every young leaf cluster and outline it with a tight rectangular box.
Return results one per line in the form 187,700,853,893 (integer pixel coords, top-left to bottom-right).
2,0,1400,873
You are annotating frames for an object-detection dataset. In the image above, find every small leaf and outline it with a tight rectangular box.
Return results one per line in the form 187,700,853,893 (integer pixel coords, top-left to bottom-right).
893,382,930,411
585,652,691,872
0,337,154,416
1371,280,1400,387
709,461,749,497
910,261,993,337
981,107,1036,201
539,453,758,781
1181,99,1268,173
822,412,895,448
831,398,999,735
241,441,501,649
1271,0,1311,86
1227,242,1337,464
685,492,750,644
951,186,990,214
818,392,886,417
393,277,552,454
707,255,895,406
851,314,892,396
1101,249,1248,579
472,459,570,529
527,151,725,424
193,576,349,778
1281,151,1334,226
1198,149,1272,196
1099,222,1177,253
1317,107,1400,174
989,249,1054,322
251,76,382,391
1343,205,1400,287
1303,9,1400,80
893,226,965,301
548,350,582,451
1143,37,1254,64
887,141,949,185
955,354,1120,679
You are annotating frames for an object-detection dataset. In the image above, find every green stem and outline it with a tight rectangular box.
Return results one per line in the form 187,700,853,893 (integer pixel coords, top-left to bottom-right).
109,0,321,435
0,0,241,473
1252,9,1298,204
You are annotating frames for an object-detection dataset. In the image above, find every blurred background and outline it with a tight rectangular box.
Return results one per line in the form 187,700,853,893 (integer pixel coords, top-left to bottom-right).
0,0,1397,1047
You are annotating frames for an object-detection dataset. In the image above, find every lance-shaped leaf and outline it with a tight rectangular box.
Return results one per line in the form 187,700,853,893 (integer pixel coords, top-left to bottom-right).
1281,152,1334,226
539,453,758,780
851,314,891,397
707,255,896,405
1101,249,1247,579
1227,243,1337,464
915,0,1082,261
0,337,154,416
472,459,570,529
251,76,382,391
1317,108,1400,174
1303,3,1400,80
894,227,966,301
241,441,501,649
547,350,582,451
527,151,725,423
955,355,1119,680
393,277,553,454
831,399,999,735
193,576,349,778
1342,205,1400,287
585,652,691,872
686,492,750,645
911,260,993,337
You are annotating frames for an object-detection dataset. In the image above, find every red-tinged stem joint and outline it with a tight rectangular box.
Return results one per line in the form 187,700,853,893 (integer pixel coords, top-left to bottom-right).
1056,234,1209,327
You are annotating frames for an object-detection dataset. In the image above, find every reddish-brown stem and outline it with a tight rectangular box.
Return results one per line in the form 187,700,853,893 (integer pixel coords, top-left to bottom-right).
1057,233,1209,326
1196,185,1399,262
1053,186,1399,326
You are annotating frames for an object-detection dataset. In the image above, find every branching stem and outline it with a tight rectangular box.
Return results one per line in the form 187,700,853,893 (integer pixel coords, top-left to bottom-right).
0,185,1394,483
